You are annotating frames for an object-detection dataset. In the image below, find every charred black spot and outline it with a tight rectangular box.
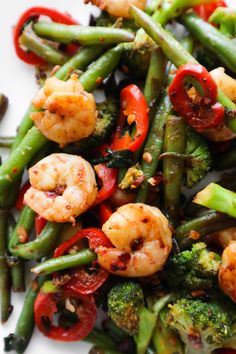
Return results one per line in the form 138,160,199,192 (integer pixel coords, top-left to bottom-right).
130,237,144,251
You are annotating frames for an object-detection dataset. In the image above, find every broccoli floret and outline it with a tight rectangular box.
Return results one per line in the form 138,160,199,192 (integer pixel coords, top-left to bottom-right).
107,281,156,354
161,298,233,354
165,242,221,292
107,281,145,335
184,127,212,188
119,164,144,190
122,29,156,79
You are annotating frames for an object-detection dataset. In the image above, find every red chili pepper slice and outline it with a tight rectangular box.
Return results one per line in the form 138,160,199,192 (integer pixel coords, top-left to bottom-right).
35,215,47,236
168,63,225,131
93,163,117,206
53,228,112,294
98,201,113,226
13,7,79,65
111,84,149,152
15,181,31,210
194,1,227,21
34,287,97,341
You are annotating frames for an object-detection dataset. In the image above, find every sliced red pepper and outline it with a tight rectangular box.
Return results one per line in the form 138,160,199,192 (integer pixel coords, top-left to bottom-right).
13,7,79,65
35,215,47,236
15,181,31,210
168,63,225,132
98,201,113,226
111,84,149,152
93,163,117,206
53,228,112,294
34,287,97,341
194,1,227,21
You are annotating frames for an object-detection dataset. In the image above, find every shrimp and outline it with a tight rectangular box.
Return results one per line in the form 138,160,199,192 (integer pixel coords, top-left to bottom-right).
87,0,147,18
218,241,236,303
24,153,98,223
31,74,97,147
97,203,172,277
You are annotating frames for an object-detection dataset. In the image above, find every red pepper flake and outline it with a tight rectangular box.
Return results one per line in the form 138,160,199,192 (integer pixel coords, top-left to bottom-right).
12,167,18,174
189,230,201,240
95,77,103,86
110,252,131,272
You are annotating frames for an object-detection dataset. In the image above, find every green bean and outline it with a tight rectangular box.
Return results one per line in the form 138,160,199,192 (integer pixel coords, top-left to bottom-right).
152,0,216,25
19,23,68,65
0,127,48,191
4,276,47,354
78,45,123,93
144,46,166,106
10,221,62,260
9,206,35,250
175,211,236,249
136,93,172,203
163,115,186,225
0,211,12,323
34,22,134,45
129,6,236,131
181,12,236,74
145,0,162,15
11,45,103,151
32,248,96,275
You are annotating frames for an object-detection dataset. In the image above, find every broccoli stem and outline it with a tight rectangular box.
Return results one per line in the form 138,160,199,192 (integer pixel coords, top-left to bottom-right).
181,13,236,74
194,183,236,218
163,115,186,225
175,211,236,249
129,6,236,132
152,317,184,354
19,23,68,65
31,248,97,275
34,22,134,45
134,307,157,354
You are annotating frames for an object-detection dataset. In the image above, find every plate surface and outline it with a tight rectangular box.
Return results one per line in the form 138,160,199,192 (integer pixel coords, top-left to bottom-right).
0,1,235,353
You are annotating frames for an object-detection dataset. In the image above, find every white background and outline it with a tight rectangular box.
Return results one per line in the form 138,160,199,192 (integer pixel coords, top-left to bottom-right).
0,1,235,354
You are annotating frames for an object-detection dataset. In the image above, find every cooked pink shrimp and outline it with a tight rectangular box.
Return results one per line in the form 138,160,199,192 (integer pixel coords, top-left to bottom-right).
24,153,98,223
87,0,147,18
210,227,236,249
97,203,172,277
218,241,236,303
31,74,97,147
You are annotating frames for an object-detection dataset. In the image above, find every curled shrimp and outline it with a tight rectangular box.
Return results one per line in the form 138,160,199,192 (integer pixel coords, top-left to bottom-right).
97,203,172,277
31,74,97,147
218,241,236,303
24,153,98,223
87,0,147,18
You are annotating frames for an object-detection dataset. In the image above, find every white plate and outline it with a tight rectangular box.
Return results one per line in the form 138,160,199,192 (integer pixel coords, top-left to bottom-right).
0,1,235,353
